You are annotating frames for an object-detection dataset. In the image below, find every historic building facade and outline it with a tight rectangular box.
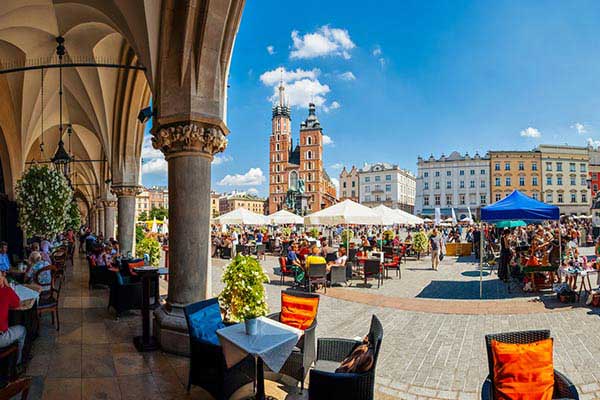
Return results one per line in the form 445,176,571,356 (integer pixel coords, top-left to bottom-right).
268,83,337,214
358,163,416,212
489,150,542,203
339,166,360,202
538,145,590,215
589,147,600,199
219,192,268,215
415,152,490,219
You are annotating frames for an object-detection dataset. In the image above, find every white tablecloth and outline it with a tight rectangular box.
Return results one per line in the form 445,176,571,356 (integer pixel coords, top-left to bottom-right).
217,317,302,372
14,284,40,303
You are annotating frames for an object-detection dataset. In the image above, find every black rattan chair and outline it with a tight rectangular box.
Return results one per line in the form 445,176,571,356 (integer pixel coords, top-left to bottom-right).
108,272,143,317
183,298,255,400
481,330,579,400
329,265,347,286
0,343,18,382
362,260,381,288
307,263,327,293
309,314,383,400
267,290,319,393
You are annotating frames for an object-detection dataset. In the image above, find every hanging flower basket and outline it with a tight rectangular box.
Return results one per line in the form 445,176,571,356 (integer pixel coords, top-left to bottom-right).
16,165,73,238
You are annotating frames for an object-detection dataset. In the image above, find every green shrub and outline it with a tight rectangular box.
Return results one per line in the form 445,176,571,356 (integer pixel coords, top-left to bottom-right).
412,231,428,258
136,237,161,266
135,225,145,243
219,255,269,322
341,229,354,244
308,227,319,238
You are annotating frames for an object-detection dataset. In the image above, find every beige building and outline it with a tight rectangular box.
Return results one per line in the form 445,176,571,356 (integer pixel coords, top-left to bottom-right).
219,192,268,215
539,145,590,215
489,150,542,203
135,187,168,217
339,166,359,202
211,192,221,218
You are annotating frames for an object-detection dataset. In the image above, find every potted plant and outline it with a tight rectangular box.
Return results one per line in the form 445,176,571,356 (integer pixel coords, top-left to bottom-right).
341,229,354,247
412,231,428,260
219,255,269,335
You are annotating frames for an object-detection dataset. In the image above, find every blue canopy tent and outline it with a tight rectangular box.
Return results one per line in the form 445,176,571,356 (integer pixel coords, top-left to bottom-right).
478,190,560,298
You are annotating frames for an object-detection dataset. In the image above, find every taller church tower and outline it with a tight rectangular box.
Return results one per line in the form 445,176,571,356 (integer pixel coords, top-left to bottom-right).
268,82,292,214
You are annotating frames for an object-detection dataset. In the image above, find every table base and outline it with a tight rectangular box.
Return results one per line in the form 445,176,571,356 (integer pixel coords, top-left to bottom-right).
133,335,159,352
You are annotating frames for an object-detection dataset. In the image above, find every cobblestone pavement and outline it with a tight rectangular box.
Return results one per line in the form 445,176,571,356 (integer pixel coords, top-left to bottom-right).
25,253,600,399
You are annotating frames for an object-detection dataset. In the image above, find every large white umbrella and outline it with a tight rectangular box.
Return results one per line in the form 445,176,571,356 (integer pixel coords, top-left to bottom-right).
372,205,403,225
269,209,304,225
216,207,268,226
304,199,383,225
391,208,424,225
151,217,158,233
162,218,169,234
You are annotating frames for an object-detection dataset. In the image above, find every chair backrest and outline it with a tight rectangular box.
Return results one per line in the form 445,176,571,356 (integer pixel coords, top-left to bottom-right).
308,263,327,278
325,252,337,263
281,289,320,326
348,248,358,261
484,330,550,382
0,377,31,400
183,297,222,345
34,264,56,287
235,244,245,254
364,260,380,275
369,315,384,367
278,257,288,273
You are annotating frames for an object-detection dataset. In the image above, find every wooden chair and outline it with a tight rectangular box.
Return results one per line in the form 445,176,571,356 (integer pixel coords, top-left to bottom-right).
0,344,18,382
38,267,62,331
33,264,55,290
0,377,32,400
307,264,327,293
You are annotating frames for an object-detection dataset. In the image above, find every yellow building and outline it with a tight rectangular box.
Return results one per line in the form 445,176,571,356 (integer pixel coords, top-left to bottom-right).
210,192,221,218
489,150,542,203
219,192,268,215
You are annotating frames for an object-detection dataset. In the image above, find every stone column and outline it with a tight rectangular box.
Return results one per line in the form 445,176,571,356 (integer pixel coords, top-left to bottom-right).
111,185,141,256
103,200,117,240
97,205,105,237
152,121,227,355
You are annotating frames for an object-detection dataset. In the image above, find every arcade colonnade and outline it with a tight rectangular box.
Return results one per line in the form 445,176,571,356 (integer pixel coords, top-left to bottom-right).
0,0,245,353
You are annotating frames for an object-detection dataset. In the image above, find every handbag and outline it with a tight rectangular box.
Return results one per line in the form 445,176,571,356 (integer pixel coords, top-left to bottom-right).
439,253,444,261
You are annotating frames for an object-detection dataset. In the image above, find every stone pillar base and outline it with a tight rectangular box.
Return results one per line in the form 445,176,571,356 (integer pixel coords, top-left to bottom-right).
153,303,190,356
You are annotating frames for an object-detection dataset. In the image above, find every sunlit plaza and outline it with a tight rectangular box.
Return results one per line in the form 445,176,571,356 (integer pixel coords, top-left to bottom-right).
2,2,600,400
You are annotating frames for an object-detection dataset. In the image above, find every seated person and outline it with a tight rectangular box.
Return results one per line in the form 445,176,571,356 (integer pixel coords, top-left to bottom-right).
92,247,108,268
305,245,327,272
287,244,302,268
0,274,26,366
30,242,51,264
328,247,347,269
297,242,310,261
25,251,51,290
0,242,10,273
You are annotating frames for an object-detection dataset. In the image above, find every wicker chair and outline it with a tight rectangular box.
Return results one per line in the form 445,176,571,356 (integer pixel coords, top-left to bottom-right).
309,314,384,400
108,271,143,317
183,298,255,400
267,290,319,394
38,266,62,331
329,265,347,286
482,330,579,400
307,263,327,293
0,343,18,382
362,260,382,288
383,256,401,279
0,377,31,400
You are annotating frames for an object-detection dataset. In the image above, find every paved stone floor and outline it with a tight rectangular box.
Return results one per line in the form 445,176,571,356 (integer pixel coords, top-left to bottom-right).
23,252,600,399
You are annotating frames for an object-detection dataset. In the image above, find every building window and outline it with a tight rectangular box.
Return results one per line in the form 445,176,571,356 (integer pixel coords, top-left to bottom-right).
424,182,429,190
275,143,280,151
481,169,486,175
375,195,381,202
532,176,538,186
460,181,465,189
459,194,465,205
446,194,452,205
351,190,356,197
459,170,465,176
446,171,451,176
352,181,356,187
570,176,576,186
495,177,501,186
519,176,525,186
495,163,500,171
365,177,370,183
424,172,429,178
546,193,553,203
495,193,501,201
581,164,587,173
306,136,312,145
518,162,524,171
470,180,475,188
582,193,587,203
581,176,587,186
532,162,537,171
547,177,552,185
557,176,563,186
435,181,440,189
557,162,563,172
505,162,510,171
505,177,511,186
435,171,440,177
470,169,475,175
570,193,576,203
365,195,371,202
480,194,487,204
385,175,391,181
532,192,538,200
434,195,441,205
569,163,576,172
307,151,312,159
446,181,452,189
365,185,371,193
385,184,391,192
546,162,552,171
342,182,347,188
375,176,381,182
481,180,486,188
558,193,563,203
424,196,430,206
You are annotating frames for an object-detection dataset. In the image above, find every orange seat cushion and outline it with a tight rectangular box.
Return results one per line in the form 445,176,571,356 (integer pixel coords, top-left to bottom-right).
491,338,554,400
280,292,319,330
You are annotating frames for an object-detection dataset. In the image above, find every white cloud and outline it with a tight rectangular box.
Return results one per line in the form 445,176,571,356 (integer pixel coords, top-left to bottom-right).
573,122,587,135
269,78,330,108
212,154,232,165
520,127,541,138
587,138,600,148
329,101,340,110
141,158,167,174
331,178,340,195
260,67,320,86
266,45,275,55
338,71,356,81
247,188,259,196
372,46,382,56
330,162,344,170
290,25,355,60
218,168,265,186
322,135,334,145
141,135,163,159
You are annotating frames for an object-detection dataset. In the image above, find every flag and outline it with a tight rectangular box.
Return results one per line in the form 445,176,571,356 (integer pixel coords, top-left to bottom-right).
451,208,457,224
434,207,441,226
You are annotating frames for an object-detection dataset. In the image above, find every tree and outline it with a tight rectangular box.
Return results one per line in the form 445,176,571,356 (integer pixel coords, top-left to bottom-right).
136,237,161,266
149,207,168,220
138,211,148,221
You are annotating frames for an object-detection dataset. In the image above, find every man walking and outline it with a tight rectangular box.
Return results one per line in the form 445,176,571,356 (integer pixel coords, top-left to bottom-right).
429,229,442,271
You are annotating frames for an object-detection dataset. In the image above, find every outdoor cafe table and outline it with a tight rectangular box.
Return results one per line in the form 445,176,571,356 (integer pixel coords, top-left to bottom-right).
217,317,302,400
132,266,168,352
520,264,558,292
9,284,41,362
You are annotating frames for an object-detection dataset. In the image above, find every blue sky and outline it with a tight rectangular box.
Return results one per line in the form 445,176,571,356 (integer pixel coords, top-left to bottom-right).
141,0,600,196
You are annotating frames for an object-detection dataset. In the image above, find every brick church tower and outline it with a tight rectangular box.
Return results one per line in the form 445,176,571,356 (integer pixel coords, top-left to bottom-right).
268,82,337,214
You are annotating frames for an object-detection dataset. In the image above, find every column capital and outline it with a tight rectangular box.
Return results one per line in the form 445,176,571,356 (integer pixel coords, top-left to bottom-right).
111,185,143,198
151,118,228,159
102,200,117,208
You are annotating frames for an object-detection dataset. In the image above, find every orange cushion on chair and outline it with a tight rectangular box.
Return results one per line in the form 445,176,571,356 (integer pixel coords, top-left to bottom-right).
280,292,319,330
491,338,554,400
